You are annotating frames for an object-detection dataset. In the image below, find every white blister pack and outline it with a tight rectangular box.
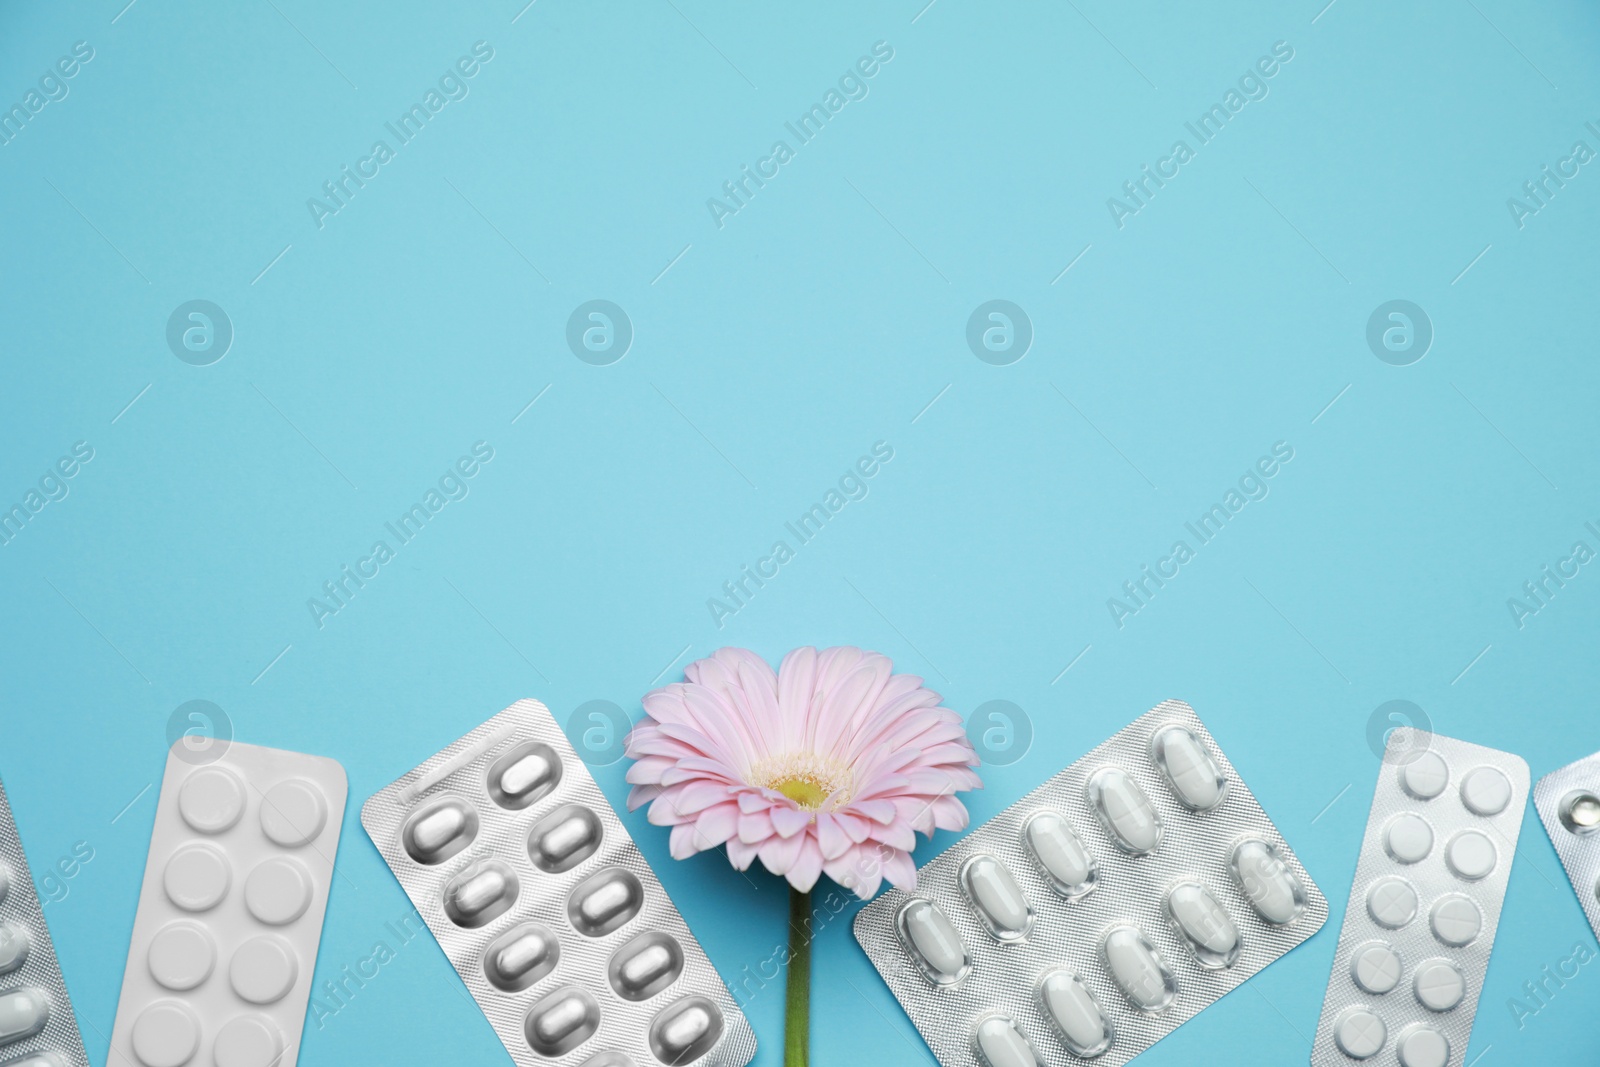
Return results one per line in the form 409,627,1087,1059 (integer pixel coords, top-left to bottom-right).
109,741,347,1067
854,700,1328,1067
1311,730,1528,1067
360,699,757,1067
1533,749,1600,942
0,775,89,1067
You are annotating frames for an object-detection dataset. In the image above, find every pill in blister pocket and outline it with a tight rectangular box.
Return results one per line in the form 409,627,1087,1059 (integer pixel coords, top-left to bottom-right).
0,987,46,1042
484,924,560,992
1459,767,1511,816
897,898,971,986
1333,1007,1386,1059
1444,830,1496,880
1383,814,1433,864
972,1016,1040,1067
1228,838,1305,925
959,856,1032,942
1558,790,1600,833
1086,769,1161,855
444,862,519,928
524,985,600,1056
1022,812,1096,899
1149,726,1226,810
489,742,562,810
1349,941,1402,994
1427,894,1480,947
608,932,685,1001
528,804,603,873
1412,959,1465,1012
0,925,29,975
1394,1026,1449,1067
649,997,724,1065
404,799,477,864
1037,971,1113,1058
1164,883,1240,968
1100,926,1176,1012
567,867,644,937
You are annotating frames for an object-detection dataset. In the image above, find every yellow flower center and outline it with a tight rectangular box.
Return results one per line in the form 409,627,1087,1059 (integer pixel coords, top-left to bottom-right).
773,775,829,810
749,753,853,811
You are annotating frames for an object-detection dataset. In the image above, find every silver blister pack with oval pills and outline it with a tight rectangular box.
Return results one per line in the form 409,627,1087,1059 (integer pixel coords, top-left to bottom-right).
360,699,757,1067
0,775,90,1067
853,699,1328,1067
1533,749,1600,944
1311,730,1529,1067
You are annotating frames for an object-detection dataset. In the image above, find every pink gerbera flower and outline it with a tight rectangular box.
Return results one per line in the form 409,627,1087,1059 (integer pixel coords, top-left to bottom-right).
625,645,981,898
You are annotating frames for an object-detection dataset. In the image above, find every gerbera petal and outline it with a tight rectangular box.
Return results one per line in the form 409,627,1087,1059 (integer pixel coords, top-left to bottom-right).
738,810,775,843
692,801,741,847
786,837,825,892
881,848,918,891
769,804,813,839
814,812,852,860
757,831,805,876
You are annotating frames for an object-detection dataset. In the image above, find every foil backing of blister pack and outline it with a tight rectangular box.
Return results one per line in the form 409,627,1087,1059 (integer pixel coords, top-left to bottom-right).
1311,730,1528,1067
1533,749,1600,943
853,699,1328,1067
0,775,90,1067
361,699,757,1067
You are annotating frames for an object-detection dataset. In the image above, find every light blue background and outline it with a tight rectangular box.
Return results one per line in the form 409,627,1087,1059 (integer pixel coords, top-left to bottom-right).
3,0,1599,1064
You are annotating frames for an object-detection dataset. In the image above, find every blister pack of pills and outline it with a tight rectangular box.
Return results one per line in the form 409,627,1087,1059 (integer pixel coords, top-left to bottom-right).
360,699,757,1067
0,774,89,1067
1533,749,1600,942
1311,730,1528,1067
853,699,1328,1067
109,740,347,1067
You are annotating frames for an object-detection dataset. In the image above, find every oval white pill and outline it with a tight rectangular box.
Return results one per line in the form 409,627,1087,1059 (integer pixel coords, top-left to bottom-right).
1150,725,1226,810
1446,830,1496,880
1460,766,1512,816
1367,876,1418,929
647,996,723,1065
1023,812,1096,898
1429,893,1482,947
1333,1008,1386,1059
1350,941,1402,995
960,855,1032,941
0,987,47,1042
1384,814,1434,864
1101,926,1176,1012
1166,883,1240,968
973,1016,1040,1067
1396,1026,1450,1067
1038,971,1113,1058
1087,768,1162,854
1399,751,1449,800
1229,838,1304,925
898,899,969,986
0,923,30,975
1413,959,1465,1012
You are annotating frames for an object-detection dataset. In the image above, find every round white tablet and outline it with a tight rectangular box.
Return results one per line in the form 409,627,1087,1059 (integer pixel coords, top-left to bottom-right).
1430,894,1482,947
162,844,231,913
1384,814,1434,864
1396,1026,1450,1067
177,767,245,834
243,857,313,926
229,936,298,1005
1367,877,1419,929
1399,752,1449,800
130,1001,199,1067
146,921,214,991
1334,1008,1386,1059
1350,942,1402,995
214,1015,285,1067
1446,830,1497,881
259,779,327,848
1460,767,1512,816
1413,959,1465,1012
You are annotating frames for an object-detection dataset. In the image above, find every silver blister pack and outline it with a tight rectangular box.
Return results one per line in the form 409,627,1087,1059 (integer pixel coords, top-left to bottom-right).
1311,730,1529,1067
1533,748,1600,942
361,699,757,1067
853,699,1328,1067
0,775,90,1067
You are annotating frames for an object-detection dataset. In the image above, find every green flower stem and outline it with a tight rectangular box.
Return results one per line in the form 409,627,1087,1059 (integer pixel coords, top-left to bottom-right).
786,887,811,1067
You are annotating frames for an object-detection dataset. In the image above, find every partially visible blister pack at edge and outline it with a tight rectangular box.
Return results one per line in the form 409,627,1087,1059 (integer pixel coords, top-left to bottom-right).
1311,729,1529,1067
1533,748,1600,943
361,699,757,1067
0,776,89,1067
854,699,1328,1067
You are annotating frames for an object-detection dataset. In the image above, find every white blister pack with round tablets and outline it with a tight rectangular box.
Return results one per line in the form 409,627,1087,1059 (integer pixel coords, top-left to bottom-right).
1311,730,1528,1067
0,774,90,1067
360,699,757,1067
854,700,1328,1067
109,741,347,1067
1533,749,1600,943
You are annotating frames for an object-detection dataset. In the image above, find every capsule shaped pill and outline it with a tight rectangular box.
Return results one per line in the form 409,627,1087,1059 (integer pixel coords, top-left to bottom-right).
484,924,559,992
1165,882,1241,969
402,799,477,865
649,997,724,1065
1101,926,1177,1012
1038,971,1113,1058
973,1016,1041,1067
523,985,600,1057
608,932,685,1001
1150,725,1227,810
443,862,518,928
567,868,645,937
896,898,970,987
528,804,603,873
488,742,562,810
960,855,1033,942
0,987,47,1043
1086,768,1162,854
1022,812,1096,899
0,925,29,976
1228,838,1305,925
